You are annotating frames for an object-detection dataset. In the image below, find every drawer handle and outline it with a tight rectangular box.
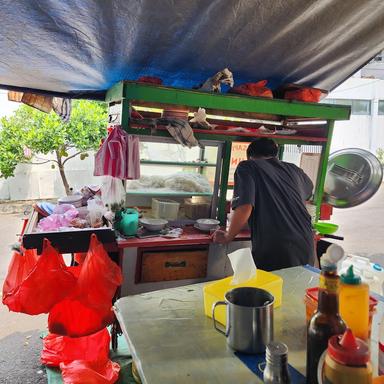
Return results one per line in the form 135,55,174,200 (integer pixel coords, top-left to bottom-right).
165,261,187,268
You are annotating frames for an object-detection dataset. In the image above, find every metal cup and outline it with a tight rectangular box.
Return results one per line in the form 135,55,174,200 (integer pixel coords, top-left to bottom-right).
212,287,274,354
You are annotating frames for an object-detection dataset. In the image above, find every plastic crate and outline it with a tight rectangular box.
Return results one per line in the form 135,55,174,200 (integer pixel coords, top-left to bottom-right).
203,270,283,326
152,198,180,220
304,287,377,338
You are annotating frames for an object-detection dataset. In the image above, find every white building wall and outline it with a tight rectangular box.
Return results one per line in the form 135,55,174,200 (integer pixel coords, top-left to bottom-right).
327,77,384,154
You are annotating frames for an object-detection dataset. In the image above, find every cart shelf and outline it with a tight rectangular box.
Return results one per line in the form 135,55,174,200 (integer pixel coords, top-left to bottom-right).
140,160,216,167
106,81,350,122
126,189,212,197
132,125,328,144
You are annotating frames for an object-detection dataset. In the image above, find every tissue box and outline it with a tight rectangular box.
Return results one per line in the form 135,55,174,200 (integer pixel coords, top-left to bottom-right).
203,270,283,326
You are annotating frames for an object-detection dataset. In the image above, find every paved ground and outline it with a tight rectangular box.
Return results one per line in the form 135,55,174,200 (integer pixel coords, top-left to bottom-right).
0,213,47,383
331,184,384,264
0,187,383,382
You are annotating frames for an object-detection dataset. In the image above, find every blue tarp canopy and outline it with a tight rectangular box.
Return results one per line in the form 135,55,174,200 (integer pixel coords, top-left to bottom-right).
1,0,384,99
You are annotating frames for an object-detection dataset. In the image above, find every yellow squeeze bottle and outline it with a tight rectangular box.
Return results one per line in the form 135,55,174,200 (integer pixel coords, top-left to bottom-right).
339,266,369,341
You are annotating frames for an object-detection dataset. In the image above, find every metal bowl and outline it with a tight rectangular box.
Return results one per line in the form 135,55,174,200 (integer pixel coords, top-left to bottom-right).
196,218,220,231
139,218,168,231
324,148,383,208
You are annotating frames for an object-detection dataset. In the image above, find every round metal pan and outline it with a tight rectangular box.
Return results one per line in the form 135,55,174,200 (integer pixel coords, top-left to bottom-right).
324,148,383,208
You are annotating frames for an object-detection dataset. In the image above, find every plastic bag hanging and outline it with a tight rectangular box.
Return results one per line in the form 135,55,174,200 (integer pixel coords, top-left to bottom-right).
48,234,123,337
2,240,77,315
2,247,38,298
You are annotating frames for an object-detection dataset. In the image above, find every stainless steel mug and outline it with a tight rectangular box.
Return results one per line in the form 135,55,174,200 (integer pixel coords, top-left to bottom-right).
212,287,274,354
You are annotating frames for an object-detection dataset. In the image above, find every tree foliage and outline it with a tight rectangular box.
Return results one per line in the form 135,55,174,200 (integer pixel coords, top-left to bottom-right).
377,148,384,165
0,100,107,194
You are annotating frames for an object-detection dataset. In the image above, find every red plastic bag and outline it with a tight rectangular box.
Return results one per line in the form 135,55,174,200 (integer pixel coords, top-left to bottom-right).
60,360,120,384
41,328,111,367
284,88,324,102
2,240,76,315
48,234,123,337
2,248,38,298
229,81,273,98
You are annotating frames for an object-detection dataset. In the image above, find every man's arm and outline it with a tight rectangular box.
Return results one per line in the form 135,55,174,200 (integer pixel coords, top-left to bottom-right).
213,204,253,244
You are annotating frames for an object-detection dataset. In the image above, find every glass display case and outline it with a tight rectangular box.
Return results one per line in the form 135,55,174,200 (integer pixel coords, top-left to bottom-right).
125,136,225,221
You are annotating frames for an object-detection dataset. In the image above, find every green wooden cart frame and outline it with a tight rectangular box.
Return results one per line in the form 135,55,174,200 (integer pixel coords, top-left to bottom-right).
106,81,350,224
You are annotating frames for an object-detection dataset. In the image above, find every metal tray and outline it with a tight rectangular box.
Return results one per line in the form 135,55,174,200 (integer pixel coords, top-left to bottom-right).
22,209,116,253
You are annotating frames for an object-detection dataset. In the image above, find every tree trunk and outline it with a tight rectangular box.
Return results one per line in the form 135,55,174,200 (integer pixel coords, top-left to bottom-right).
55,150,71,195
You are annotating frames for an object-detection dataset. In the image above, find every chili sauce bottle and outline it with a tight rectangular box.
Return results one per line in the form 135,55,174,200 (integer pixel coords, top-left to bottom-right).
306,245,346,384
323,328,372,383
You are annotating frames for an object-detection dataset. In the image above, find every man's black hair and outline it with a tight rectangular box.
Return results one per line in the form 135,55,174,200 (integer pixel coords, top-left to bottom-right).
246,138,278,159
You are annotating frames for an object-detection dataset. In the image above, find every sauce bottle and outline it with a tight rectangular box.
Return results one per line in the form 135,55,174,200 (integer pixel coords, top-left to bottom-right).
306,244,346,384
323,328,372,383
339,265,369,340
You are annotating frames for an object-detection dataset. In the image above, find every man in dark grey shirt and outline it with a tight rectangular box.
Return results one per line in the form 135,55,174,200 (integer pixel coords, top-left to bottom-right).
213,138,315,271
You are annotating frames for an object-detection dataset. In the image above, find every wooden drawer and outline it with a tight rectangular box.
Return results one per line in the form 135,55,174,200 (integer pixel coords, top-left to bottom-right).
138,247,208,283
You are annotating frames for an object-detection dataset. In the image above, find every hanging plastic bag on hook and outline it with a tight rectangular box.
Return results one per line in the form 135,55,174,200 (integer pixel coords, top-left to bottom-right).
48,234,123,337
2,240,76,315
100,176,126,212
2,247,38,299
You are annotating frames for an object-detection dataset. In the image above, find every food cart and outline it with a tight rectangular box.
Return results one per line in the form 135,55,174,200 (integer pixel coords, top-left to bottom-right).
2,1,384,382
102,80,350,297
20,80,351,355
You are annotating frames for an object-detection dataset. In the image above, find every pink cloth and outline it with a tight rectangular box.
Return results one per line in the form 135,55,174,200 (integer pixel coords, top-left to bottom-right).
94,126,140,180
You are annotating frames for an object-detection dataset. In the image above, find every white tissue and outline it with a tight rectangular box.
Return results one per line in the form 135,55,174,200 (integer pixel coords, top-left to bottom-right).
228,248,257,285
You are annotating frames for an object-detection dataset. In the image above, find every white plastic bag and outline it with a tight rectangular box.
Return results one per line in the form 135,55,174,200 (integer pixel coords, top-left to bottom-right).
87,198,107,228
100,176,126,212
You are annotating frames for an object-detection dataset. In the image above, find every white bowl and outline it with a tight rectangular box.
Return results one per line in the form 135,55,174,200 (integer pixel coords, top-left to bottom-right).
140,218,168,231
196,218,220,231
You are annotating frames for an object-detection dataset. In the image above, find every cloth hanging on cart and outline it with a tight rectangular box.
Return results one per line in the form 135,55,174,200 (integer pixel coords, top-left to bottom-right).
157,118,200,148
94,126,140,180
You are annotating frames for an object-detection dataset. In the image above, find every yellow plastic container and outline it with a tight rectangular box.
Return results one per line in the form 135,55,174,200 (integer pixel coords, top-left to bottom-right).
203,270,283,326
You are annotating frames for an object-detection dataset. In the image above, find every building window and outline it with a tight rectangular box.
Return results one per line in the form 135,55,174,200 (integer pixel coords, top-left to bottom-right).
379,100,384,115
324,98,371,115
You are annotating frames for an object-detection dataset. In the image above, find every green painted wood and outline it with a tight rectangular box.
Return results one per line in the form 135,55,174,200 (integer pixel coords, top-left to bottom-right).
119,81,350,120
140,160,216,167
313,121,335,219
218,141,232,225
105,82,124,103
121,98,130,130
